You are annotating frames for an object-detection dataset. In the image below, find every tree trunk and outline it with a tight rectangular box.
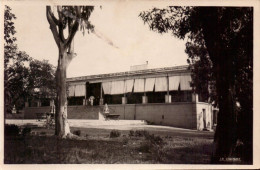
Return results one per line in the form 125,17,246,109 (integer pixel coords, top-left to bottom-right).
199,8,238,163
46,6,80,138
55,49,70,138
211,71,237,163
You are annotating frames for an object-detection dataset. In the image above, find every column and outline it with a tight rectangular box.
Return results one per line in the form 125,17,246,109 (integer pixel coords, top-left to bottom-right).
122,96,127,104
25,102,29,108
142,79,148,104
165,95,171,103
83,82,87,105
142,96,148,104
165,74,171,103
37,100,41,107
192,93,199,102
100,84,104,105
83,99,87,105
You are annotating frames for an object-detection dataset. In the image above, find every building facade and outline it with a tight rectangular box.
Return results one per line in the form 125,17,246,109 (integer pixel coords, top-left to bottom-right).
24,65,217,130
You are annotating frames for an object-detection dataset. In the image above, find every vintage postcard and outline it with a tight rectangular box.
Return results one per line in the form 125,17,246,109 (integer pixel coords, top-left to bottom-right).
1,0,259,169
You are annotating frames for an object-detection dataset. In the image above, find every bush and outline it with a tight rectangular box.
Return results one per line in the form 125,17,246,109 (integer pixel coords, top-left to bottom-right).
122,137,128,145
139,141,152,153
128,130,149,138
40,131,47,135
129,130,134,137
22,127,31,136
145,134,164,145
146,120,155,125
5,124,20,136
138,133,165,162
135,130,149,137
110,130,121,138
73,130,81,136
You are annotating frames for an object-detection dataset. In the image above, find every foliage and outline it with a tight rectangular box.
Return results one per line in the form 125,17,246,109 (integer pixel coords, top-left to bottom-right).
4,6,56,112
128,130,149,138
28,59,56,100
140,7,253,162
22,127,32,136
138,133,164,162
4,5,30,112
129,130,135,137
110,130,121,138
73,130,82,136
5,124,20,136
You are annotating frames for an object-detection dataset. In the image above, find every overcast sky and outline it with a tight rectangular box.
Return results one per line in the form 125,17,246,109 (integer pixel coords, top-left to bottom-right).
10,3,188,78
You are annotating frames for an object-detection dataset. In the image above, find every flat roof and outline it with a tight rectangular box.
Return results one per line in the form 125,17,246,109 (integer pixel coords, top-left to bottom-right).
67,65,190,83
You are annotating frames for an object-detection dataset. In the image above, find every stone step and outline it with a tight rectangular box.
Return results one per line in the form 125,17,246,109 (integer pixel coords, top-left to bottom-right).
69,119,147,127
5,119,147,127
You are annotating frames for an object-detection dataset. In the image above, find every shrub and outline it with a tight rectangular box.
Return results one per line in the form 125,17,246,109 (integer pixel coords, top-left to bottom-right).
146,120,155,125
139,141,152,153
129,130,134,137
40,131,47,135
5,124,20,136
73,130,81,136
122,137,129,145
138,133,165,162
22,127,31,136
145,134,164,145
130,130,149,137
135,130,148,137
110,130,121,138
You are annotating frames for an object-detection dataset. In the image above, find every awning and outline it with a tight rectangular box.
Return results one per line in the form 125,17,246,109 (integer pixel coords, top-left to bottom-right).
124,79,134,93
145,78,155,92
134,79,145,93
111,80,125,95
169,76,180,91
74,84,86,97
68,85,75,97
155,77,167,92
180,75,192,90
102,81,112,95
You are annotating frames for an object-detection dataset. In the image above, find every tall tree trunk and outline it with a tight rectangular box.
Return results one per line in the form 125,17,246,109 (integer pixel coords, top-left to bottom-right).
199,8,238,163
55,48,70,138
211,65,237,163
46,6,80,138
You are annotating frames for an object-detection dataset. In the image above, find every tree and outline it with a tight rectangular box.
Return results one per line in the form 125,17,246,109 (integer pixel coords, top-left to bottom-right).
46,6,94,138
28,59,56,101
186,42,217,104
4,5,31,114
4,6,57,114
140,7,253,163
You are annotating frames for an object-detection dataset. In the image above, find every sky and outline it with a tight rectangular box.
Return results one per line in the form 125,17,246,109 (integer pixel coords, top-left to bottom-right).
10,3,188,78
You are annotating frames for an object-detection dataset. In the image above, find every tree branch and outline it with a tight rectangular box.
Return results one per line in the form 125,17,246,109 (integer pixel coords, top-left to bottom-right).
46,6,59,25
57,6,65,43
46,6,61,48
64,6,81,48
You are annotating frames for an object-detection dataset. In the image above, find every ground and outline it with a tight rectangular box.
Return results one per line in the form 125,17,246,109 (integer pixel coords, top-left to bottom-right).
4,121,214,164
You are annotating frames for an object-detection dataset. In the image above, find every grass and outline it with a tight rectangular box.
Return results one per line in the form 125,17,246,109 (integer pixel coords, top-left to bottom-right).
4,126,214,164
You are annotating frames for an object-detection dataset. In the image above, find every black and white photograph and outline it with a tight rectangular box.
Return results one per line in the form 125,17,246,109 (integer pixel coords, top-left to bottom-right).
1,0,259,168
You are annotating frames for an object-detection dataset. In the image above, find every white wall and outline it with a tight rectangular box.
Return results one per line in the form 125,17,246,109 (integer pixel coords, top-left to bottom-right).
196,102,213,130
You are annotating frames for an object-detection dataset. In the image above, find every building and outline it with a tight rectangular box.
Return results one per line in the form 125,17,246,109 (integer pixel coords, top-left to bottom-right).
24,65,217,130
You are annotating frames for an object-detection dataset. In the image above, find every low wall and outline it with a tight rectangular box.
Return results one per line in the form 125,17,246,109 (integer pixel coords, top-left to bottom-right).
135,103,196,129
67,106,99,119
23,102,197,129
24,106,51,119
24,106,100,119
